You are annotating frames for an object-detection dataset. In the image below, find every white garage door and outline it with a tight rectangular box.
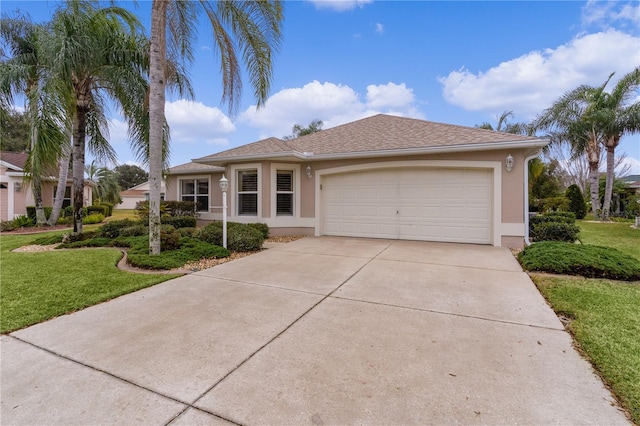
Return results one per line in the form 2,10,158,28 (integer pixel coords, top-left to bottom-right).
322,168,493,244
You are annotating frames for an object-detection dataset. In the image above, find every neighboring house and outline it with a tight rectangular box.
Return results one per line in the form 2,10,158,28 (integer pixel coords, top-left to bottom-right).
167,114,549,248
0,151,92,222
117,180,167,210
622,175,640,195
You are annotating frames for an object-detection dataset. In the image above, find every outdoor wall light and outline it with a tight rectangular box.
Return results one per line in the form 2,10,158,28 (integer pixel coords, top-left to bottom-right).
306,165,312,179
505,154,514,172
14,182,22,192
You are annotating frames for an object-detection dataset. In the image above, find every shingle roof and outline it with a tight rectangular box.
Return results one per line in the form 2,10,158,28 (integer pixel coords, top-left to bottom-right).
168,161,225,174
0,151,28,170
194,114,545,164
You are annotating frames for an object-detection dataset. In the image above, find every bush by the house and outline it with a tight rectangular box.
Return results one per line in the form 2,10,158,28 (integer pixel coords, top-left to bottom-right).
518,241,640,281
248,222,270,239
161,215,197,229
83,213,105,224
126,237,229,270
177,227,197,237
96,202,114,217
160,225,181,251
119,224,148,237
162,201,198,217
565,184,587,220
197,221,265,251
530,211,579,242
0,220,17,232
0,215,33,231
26,206,53,222
539,197,570,212
87,205,108,217
98,219,143,238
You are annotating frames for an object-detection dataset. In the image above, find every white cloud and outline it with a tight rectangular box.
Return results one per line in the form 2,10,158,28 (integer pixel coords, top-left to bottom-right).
375,23,384,34
307,0,372,12
619,155,640,175
582,1,640,31
165,99,235,146
107,118,129,147
439,30,640,118
239,80,424,138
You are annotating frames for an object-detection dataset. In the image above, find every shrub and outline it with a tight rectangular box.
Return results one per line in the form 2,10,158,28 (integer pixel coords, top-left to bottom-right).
530,211,576,225
539,197,570,212
99,202,114,217
531,222,580,242
565,184,587,220
197,221,264,251
83,213,105,224
26,206,53,222
248,222,269,239
160,225,181,251
161,215,197,229
162,201,198,217
0,220,17,231
98,219,142,238
119,224,148,237
127,237,229,270
58,237,112,249
87,205,108,216
518,242,640,281
12,215,33,228
177,227,197,237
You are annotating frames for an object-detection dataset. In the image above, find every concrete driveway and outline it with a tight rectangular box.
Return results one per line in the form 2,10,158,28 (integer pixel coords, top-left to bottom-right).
1,237,629,425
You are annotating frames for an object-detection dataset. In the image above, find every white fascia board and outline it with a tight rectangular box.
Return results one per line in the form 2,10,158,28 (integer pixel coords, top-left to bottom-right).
0,160,23,170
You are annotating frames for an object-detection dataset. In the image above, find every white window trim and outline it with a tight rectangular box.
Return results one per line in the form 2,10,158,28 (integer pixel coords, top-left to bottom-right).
230,163,262,219
270,163,300,220
178,176,210,212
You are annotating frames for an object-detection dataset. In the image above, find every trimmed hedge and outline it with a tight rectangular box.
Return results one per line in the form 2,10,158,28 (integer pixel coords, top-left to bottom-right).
197,222,264,251
127,237,229,270
248,222,270,239
26,206,52,222
565,184,586,220
83,213,105,224
518,241,640,281
98,219,144,238
161,216,197,229
530,211,579,242
87,205,108,216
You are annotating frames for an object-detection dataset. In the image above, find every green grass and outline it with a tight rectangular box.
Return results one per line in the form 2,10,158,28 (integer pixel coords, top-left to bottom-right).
532,274,640,424
578,220,640,261
0,231,180,333
108,209,137,220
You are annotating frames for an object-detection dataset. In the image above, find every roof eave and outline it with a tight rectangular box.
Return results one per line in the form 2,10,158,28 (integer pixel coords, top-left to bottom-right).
193,139,549,165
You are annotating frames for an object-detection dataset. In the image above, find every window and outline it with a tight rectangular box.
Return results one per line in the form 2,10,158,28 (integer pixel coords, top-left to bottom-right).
238,170,258,215
180,179,208,212
54,186,72,208
276,170,294,216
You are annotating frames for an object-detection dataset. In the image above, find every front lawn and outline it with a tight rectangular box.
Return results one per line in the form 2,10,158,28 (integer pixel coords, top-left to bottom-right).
0,232,180,333
533,274,640,424
578,220,639,260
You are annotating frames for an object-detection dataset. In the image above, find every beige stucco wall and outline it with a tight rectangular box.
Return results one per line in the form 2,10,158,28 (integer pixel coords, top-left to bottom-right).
168,148,534,248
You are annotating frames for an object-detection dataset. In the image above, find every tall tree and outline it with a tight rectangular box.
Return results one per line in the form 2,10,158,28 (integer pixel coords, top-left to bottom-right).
85,161,122,204
476,111,533,135
283,119,323,140
115,164,148,189
147,0,284,254
46,0,150,233
0,12,67,225
535,70,640,219
0,108,29,152
596,67,640,220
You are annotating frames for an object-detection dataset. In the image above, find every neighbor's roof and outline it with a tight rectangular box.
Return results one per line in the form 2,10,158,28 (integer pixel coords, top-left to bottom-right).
168,161,225,174
0,151,28,170
194,114,548,165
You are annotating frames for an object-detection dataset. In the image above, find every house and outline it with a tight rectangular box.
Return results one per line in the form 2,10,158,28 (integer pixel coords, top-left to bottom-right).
117,180,167,210
166,114,549,248
622,175,640,195
0,151,92,222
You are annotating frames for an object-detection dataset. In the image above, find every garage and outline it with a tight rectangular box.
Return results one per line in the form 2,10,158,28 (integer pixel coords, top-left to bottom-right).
321,167,493,244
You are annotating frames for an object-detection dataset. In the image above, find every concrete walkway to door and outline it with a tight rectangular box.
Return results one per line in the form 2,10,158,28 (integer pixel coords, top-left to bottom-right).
1,237,630,425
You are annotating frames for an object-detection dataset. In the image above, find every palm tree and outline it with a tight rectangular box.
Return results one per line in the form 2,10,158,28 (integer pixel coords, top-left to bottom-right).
0,13,67,225
85,161,122,205
284,119,324,140
147,0,284,254
476,111,533,135
45,0,150,233
596,67,640,220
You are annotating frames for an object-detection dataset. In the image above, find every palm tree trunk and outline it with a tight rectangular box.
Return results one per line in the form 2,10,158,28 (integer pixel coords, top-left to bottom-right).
601,138,618,221
32,175,47,225
48,137,72,225
587,160,600,218
72,106,87,234
148,0,168,255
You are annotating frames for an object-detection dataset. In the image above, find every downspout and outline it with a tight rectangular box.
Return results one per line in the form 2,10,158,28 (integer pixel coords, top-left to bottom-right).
524,149,542,246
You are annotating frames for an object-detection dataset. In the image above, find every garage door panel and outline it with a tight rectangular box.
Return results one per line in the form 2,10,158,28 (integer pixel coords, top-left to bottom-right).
322,168,493,244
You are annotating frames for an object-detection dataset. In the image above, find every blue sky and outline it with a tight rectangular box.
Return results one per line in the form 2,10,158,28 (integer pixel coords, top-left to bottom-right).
3,0,640,173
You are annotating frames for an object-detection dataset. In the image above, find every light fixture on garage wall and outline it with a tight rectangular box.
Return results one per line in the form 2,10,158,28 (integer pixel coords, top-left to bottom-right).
306,165,312,179
505,154,514,172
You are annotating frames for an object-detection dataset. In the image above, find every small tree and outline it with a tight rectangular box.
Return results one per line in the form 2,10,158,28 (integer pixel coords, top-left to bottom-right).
565,184,587,219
